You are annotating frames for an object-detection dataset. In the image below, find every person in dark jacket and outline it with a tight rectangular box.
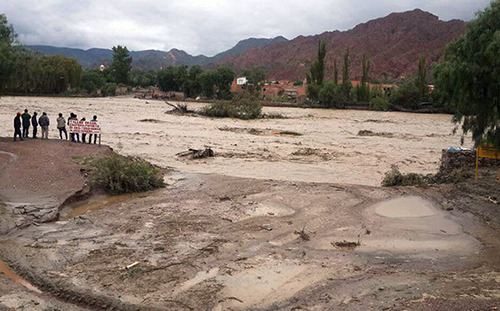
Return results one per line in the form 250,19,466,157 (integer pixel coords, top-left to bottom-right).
88,115,98,144
38,112,50,139
67,113,79,142
13,112,23,141
21,109,31,138
31,112,38,138
80,117,86,143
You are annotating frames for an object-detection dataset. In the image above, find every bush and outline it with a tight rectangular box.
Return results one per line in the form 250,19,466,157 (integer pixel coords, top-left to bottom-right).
389,81,420,109
101,82,117,96
370,96,388,111
201,90,261,120
81,70,105,94
318,81,344,108
90,154,165,194
381,164,428,187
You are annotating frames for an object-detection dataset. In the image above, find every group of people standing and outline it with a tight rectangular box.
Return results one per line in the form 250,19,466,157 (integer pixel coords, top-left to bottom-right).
13,109,49,141
14,109,99,144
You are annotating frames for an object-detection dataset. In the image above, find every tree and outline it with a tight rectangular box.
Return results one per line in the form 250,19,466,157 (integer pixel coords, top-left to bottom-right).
355,54,371,102
318,81,343,108
389,79,420,109
333,58,338,86
0,14,17,93
185,65,203,98
434,1,500,146
242,67,266,91
416,55,428,101
38,55,82,93
213,66,234,99
199,71,216,98
306,40,326,86
111,45,132,85
306,40,327,100
157,66,178,92
0,14,16,44
341,47,352,101
82,70,106,94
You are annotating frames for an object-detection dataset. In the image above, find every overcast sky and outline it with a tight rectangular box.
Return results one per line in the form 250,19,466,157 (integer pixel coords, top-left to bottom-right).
0,0,491,56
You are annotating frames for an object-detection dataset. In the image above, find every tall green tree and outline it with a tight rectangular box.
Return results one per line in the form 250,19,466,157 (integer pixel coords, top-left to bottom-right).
341,47,352,101
416,55,428,101
306,40,327,100
214,66,235,99
199,71,216,98
0,14,18,93
333,58,338,86
306,40,326,86
111,45,132,85
434,1,500,146
356,54,371,102
185,65,203,98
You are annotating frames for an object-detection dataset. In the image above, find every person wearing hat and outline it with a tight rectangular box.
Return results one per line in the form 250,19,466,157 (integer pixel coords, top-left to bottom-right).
38,112,50,139
13,112,23,141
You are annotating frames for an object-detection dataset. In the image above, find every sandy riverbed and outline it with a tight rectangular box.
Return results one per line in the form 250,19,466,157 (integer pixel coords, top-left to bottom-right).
0,96,471,186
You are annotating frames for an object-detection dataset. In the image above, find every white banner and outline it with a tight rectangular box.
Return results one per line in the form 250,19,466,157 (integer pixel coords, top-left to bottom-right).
69,120,101,134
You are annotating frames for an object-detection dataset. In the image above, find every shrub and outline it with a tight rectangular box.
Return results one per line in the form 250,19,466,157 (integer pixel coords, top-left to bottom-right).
201,90,261,120
389,81,420,109
318,81,344,108
101,82,117,96
381,164,428,187
90,154,165,194
82,70,105,94
370,96,388,111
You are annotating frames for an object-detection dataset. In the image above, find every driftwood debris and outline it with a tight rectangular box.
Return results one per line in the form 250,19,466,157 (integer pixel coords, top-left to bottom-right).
331,240,360,248
125,261,140,270
176,148,214,159
165,101,193,113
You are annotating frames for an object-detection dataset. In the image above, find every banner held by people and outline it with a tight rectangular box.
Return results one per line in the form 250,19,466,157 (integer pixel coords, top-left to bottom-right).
69,120,102,145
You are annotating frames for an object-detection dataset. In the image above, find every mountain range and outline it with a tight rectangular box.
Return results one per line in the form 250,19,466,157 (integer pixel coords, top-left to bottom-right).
27,9,465,81
28,36,289,71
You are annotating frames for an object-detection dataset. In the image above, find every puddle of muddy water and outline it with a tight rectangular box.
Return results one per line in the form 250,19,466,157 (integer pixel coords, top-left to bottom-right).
361,195,481,256
217,263,307,308
374,196,436,218
60,193,139,220
0,260,41,294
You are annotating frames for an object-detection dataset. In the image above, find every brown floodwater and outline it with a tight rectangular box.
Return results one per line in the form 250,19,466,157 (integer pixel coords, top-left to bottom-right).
0,259,42,293
60,193,139,220
0,96,473,186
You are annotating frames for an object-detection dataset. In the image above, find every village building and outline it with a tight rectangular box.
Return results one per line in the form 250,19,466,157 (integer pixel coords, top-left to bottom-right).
231,78,307,103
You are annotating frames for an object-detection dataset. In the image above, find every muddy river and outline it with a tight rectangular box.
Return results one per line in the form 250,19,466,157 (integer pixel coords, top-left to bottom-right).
0,96,471,186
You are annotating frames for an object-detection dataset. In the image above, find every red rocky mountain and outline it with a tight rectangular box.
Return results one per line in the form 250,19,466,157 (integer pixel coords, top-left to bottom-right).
216,9,465,81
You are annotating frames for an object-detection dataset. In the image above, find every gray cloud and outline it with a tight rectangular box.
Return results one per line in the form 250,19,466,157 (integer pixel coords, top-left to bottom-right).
0,0,491,56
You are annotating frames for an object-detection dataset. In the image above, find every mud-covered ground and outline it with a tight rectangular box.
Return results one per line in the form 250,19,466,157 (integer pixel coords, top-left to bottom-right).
0,97,498,310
